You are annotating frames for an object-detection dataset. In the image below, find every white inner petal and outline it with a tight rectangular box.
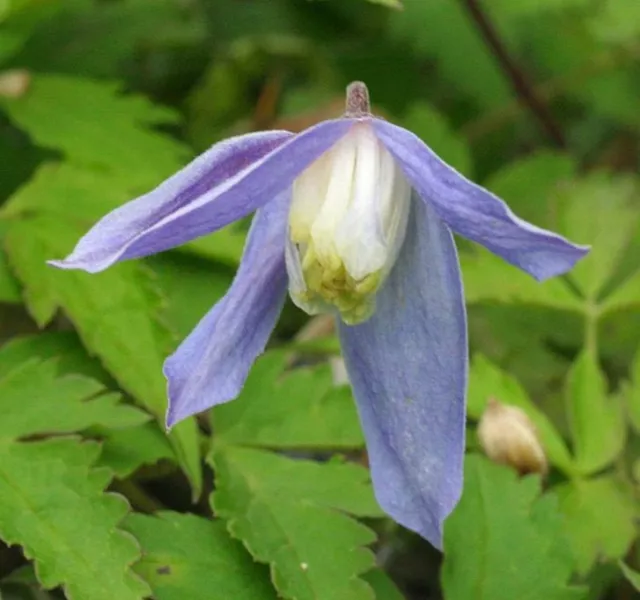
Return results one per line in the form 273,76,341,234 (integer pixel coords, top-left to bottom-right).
286,121,412,324
333,125,411,281
289,151,332,244
309,136,357,269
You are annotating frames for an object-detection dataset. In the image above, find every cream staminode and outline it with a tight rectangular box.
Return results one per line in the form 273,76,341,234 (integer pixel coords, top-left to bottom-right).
285,121,411,324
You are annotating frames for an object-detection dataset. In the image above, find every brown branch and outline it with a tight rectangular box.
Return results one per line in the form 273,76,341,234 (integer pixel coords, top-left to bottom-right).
460,0,566,148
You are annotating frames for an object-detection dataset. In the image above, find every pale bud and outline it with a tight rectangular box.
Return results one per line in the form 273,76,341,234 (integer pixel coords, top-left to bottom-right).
0,69,30,99
329,356,349,386
477,398,548,476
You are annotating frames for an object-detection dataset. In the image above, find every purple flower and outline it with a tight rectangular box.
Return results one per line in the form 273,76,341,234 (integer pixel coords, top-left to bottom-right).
50,82,588,547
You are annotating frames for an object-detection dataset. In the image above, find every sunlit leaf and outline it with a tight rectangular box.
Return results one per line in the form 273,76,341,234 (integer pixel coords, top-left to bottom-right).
124,512,278,600
0,352,151,600
483,152,576,228
565,351,625,475
401,102,472,176
555,174,638,301
362,570,405,600
555,476,637,574
210,446,382,600
213,351,364,449
442,455,585,600
588,0,640,44
461,248,581,311
619,561,640,592
364,0,402,9
1,74,187,188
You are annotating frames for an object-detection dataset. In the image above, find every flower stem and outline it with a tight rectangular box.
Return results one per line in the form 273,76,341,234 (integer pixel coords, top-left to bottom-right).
460,0,567,148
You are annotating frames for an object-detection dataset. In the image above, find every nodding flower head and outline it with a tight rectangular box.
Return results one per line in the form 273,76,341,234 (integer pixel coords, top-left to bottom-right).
50,81,588,548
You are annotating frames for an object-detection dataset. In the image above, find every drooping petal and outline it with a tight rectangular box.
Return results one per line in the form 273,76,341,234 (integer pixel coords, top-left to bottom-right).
52,119,353,273
372,119,589,281
338,195,467,548
164,192,290,427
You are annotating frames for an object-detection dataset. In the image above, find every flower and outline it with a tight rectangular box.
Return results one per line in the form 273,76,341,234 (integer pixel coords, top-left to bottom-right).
49,82,588,548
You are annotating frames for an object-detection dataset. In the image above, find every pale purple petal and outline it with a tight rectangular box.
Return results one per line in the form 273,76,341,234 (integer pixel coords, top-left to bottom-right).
338,195,467,548
164,192,290,427
51,119,353,273
373,119,589,281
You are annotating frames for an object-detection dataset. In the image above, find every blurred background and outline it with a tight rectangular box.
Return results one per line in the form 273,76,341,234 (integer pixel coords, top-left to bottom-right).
1,1,640,599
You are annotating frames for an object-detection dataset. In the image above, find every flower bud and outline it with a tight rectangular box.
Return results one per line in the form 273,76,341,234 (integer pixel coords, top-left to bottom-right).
285,121,411,325
477,398,547,476
0,69,30,99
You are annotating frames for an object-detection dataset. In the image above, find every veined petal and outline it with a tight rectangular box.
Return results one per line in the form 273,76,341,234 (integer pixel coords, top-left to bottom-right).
373,119,589,281
52,119,353,273
164,192,290,427
338,195,467,548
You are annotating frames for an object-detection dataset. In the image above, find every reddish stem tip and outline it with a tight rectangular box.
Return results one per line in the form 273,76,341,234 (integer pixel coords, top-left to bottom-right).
345,81,370,118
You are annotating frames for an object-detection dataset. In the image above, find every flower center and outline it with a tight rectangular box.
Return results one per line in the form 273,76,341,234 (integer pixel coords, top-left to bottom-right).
285,122,411,325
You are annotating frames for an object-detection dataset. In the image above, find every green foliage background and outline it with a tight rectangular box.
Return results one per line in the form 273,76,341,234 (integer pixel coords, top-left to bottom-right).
0,0,639,598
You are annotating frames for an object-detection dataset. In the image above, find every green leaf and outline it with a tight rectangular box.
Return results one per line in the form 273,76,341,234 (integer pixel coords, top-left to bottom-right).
210,446,382,600
619,562,640,592
442,455,586,600
468,355,575,475
147,253,232,339
213,351,364,449
588,0,640,44
600,268,640,315
389,0,513,110
401,103,472,176
124,512,278,600
555,476,637,574
1,74,187,187
365,0,402,8
627,348,640,432
556,174,639,300
14,0,202,79
1,563,57,599
0,231,20,302
490,0,590,17
0,331,107,383
565,352,625,475
0,355,153,599
460,248,581,311
2,164,202,494
97,421,175,479
1,161,132,223
0,439,149,600
180,222,248,266
524,16,640,129
361,570,405,600
483,152,576,229
0,0,63,63
0,359,148,438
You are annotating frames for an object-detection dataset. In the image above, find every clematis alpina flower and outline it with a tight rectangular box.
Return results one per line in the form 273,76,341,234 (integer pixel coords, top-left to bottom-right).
50,82,588,548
